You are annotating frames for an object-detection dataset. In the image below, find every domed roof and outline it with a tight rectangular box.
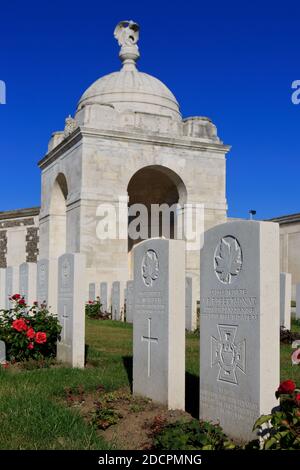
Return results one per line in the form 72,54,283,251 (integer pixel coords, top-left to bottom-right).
76,21,181,120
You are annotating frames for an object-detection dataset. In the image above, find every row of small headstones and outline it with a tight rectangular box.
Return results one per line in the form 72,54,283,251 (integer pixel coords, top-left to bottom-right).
0,259,295,331
0,271,295,367
88,279,198,330
53,220,292,443
0,263,198,330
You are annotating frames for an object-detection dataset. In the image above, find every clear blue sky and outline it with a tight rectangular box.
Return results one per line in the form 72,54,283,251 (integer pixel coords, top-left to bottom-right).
0,0,299,219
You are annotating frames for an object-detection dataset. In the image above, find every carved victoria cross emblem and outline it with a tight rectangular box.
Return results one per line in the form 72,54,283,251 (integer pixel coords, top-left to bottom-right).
211,325,246,385
214,236,243,284
141,250,159,287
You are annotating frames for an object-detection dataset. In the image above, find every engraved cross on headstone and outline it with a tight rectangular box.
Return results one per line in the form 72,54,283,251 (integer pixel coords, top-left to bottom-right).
141,318,158,377
62,305,68,342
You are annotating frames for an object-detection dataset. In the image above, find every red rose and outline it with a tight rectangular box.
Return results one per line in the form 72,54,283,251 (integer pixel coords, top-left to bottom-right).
18,298,26,306
12,318,28,332
26,328,35,340
12,294,21,300
27,343,34,350
35,332,47,344
277,380,296,396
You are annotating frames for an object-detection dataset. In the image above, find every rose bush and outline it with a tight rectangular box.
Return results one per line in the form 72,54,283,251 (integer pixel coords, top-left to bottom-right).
253,379,300,449
0,295,62,362
85,297,110,320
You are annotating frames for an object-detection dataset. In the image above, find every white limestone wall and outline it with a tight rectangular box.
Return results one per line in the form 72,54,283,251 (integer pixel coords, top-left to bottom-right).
279,223,300,300
39,140,83,260
80,131,227,297
39,126,228,299
6,228,26,266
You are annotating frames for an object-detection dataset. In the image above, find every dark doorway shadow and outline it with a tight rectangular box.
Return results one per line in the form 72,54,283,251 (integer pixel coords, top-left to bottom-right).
185,372,199,418
122,356,133,392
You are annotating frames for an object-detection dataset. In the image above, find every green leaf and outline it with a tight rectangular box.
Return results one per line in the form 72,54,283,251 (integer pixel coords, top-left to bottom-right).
264,437,278,450
253,414,272,430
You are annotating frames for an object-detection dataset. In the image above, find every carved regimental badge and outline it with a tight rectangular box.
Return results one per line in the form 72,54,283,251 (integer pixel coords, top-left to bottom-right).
61,259,71,289
211,325,246,385
141,249,159,287
214,236,242,284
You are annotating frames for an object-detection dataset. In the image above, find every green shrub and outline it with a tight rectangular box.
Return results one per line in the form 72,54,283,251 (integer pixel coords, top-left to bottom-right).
0,295,61,362
152,419,236,450
85,297,110,319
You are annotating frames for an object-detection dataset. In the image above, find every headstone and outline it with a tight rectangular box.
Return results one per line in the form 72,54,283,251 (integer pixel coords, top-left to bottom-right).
112,281,121,320
88,283,96,302
5,266,19,309
280,272,292,330
126,280,134,323
133,239,185,410
0,340,6,364
57,253,86,368
19,262,37,305
296,284,300,320
200,221,280,442
37,259,58,311
0,268,6,310
100,282,108,312
185,276,197,331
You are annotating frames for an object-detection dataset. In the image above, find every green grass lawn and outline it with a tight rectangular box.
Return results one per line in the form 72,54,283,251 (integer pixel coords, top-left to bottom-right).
0,318,299,449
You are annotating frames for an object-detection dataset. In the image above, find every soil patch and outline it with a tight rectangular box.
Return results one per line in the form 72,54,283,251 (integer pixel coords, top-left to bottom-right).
64,386,192,450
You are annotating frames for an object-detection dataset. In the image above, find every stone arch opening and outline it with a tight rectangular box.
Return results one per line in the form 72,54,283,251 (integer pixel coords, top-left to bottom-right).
127,165,187,252
49,173,68,258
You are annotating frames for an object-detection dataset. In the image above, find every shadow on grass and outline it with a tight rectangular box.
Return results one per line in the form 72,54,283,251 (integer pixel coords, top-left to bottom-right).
122,357,199,417
122,356,133,392
185,372,199,418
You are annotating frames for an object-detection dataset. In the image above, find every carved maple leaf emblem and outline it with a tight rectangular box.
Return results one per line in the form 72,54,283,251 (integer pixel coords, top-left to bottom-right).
142,250,159,287
214,237,242,284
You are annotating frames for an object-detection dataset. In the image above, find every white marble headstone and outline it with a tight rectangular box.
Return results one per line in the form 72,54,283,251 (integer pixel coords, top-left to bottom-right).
126,281,134,323
19,262,37,305
37,259,58,311
5,266,19,309
57,253,86,368
0,268,6,310
0,340,6,364
88,283,96,302
280,272,291,330
100,282,108,312
112,281,121,320
133,239,185,410
200,221,280,442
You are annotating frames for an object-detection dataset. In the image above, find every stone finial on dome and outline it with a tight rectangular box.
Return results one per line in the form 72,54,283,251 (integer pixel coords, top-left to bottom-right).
114,20,140,70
